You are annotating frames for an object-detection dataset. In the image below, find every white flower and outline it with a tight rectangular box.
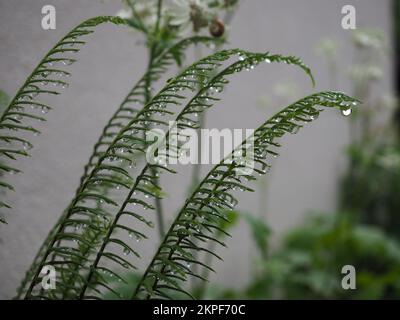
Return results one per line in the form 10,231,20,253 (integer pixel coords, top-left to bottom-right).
116,8,133,19
135,1,158,27
168,0,210,31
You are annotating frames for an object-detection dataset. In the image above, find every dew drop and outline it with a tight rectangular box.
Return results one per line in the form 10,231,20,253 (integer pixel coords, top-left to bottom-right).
123,248,130,256
23,142,32,150
41,106,50,114
341,108,352,117
290,125,300,135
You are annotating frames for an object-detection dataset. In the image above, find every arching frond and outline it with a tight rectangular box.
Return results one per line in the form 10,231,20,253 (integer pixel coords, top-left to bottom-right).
15,36,220,299
24,48,314,299
80,36,221,184
0,16,126,224
133,91,360,299
78,51,314,300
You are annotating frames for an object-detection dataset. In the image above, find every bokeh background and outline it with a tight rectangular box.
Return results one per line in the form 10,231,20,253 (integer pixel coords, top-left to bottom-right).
0,0,398,299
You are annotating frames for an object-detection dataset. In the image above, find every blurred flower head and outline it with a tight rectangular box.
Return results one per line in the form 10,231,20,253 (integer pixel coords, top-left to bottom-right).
168,0,211,32
352,29,386,51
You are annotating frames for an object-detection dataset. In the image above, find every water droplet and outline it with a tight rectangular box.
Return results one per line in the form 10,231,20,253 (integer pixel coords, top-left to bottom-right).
265,58,271,64
290,125,300,134
41,106,50,114
23,142,32,150
341,108,352,116
123,248,130,255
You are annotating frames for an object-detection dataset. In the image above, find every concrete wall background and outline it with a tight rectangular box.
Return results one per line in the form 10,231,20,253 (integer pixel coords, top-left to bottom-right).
0,0,392,299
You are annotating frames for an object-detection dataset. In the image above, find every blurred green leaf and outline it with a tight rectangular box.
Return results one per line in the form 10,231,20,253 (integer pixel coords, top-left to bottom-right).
242,213,271,257
0,89,9,115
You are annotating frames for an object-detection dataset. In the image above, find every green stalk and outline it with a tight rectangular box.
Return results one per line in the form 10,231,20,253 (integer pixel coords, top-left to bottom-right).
147,0,165,239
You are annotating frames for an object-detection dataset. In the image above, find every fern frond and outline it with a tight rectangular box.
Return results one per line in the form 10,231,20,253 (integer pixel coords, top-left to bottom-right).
133,91,360,299
24,48,313,299
80,36,221,184
0,16,126,224
15,36,219,299
74,51,314,299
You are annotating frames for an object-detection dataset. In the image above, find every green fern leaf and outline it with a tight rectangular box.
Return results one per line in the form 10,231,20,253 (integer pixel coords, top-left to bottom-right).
133,91,360,299
72,50,313,299
0,16,126,224
15,36,220,299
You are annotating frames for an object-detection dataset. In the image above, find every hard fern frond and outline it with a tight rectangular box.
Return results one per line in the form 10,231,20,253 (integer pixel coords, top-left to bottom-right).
15,36,220,299
76,52,314,299
0,16,126,224
24,48,244,299
80,36,221,185
24,48,313,299
133,91,360,300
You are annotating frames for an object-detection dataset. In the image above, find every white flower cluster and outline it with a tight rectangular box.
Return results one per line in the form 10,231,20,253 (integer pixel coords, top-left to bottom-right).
117,0,238,35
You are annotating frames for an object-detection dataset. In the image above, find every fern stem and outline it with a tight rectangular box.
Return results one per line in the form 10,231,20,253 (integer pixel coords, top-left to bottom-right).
146,44,165,239
155,0,163,35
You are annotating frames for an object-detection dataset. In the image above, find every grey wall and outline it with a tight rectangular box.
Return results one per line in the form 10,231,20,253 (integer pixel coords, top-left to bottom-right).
0,0,393,299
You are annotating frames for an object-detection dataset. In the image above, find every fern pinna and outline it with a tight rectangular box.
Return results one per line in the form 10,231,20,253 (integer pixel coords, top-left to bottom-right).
1,12,359,300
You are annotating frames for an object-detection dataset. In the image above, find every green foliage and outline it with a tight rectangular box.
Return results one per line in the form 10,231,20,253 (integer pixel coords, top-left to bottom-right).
242,213,271,258
0,16,126,224
23,47,322,300
133,91,358,300
341,145,400,236
230,214,400,299
0,89,9,114
2,2,358,300
14,35,221,299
